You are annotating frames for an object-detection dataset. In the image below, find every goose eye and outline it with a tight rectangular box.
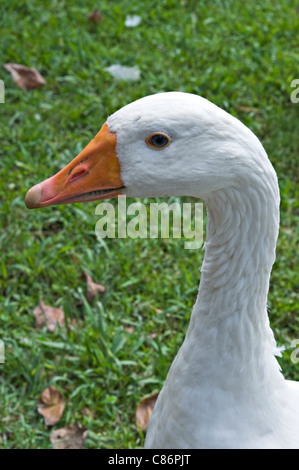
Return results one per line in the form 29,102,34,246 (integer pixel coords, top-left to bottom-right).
146,133,170,149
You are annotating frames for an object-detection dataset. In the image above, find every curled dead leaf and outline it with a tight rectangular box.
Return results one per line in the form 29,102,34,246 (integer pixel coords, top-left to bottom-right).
125,14,142,28
33,300,65,332
85,272,106,301
81,407,96,419
37,386,65,426
50,423,87,449
105,64,141,82
88,8,102,22
238,105,262,118
124,325,135,335
4,63,46,91
147,332,157,339
136,393,159,431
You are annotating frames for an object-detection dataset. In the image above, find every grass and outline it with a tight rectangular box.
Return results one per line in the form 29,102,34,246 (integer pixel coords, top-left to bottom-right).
0,0,298,449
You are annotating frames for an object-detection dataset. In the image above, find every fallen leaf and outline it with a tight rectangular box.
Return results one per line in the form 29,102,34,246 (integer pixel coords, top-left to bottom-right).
37,386,65,426
33,300,65,332
85,272,106,301
124,325,135,335
154,307,163,314
105,64,141,82
238,106,262,117
125,14,142,27
115,414,121,425
88,8,102,22
81,407,96,419
4,63,46,91
136,393,159,431
147,332,157,339
50,423,87,449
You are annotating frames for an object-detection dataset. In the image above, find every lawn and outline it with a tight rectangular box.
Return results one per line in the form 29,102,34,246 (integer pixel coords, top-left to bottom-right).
0,0,298,449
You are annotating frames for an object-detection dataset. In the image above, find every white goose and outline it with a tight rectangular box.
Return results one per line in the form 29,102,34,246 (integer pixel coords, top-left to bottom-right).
25,92,299,448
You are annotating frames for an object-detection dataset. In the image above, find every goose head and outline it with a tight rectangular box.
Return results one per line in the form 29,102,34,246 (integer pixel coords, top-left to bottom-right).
25,91,270,208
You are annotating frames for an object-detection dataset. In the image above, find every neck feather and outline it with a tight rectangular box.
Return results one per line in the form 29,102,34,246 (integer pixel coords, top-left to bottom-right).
185,171,283,387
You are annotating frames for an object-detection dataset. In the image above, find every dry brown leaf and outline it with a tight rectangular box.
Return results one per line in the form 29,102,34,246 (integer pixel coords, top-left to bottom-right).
136,393,159,431
33,300,65,332
147,332,157,339
154,307,163,314
4,63,46,91
88,8,102,22
124,326,135,335
81,407,96,419
50,423,87,449
37,386,65,426
238,106,261,117
85,272,106,301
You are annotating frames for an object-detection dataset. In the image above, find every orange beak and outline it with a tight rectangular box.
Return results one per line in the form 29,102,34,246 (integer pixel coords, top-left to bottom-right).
25,123,124,209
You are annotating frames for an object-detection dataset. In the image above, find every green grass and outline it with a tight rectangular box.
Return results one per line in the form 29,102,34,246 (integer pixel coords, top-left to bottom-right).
0,0,298,449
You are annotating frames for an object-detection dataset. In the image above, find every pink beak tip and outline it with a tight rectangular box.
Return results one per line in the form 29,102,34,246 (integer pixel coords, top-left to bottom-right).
25,183,42,209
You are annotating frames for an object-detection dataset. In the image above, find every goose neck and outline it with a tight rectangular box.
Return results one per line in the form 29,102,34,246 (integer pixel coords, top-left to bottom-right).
186,180,281,385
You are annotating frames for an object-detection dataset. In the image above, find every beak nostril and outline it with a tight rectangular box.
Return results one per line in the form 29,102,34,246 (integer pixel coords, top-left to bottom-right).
69,168,88,183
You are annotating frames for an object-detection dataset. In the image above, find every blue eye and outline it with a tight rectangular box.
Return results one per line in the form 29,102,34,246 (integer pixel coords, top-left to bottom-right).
146,133,170,149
